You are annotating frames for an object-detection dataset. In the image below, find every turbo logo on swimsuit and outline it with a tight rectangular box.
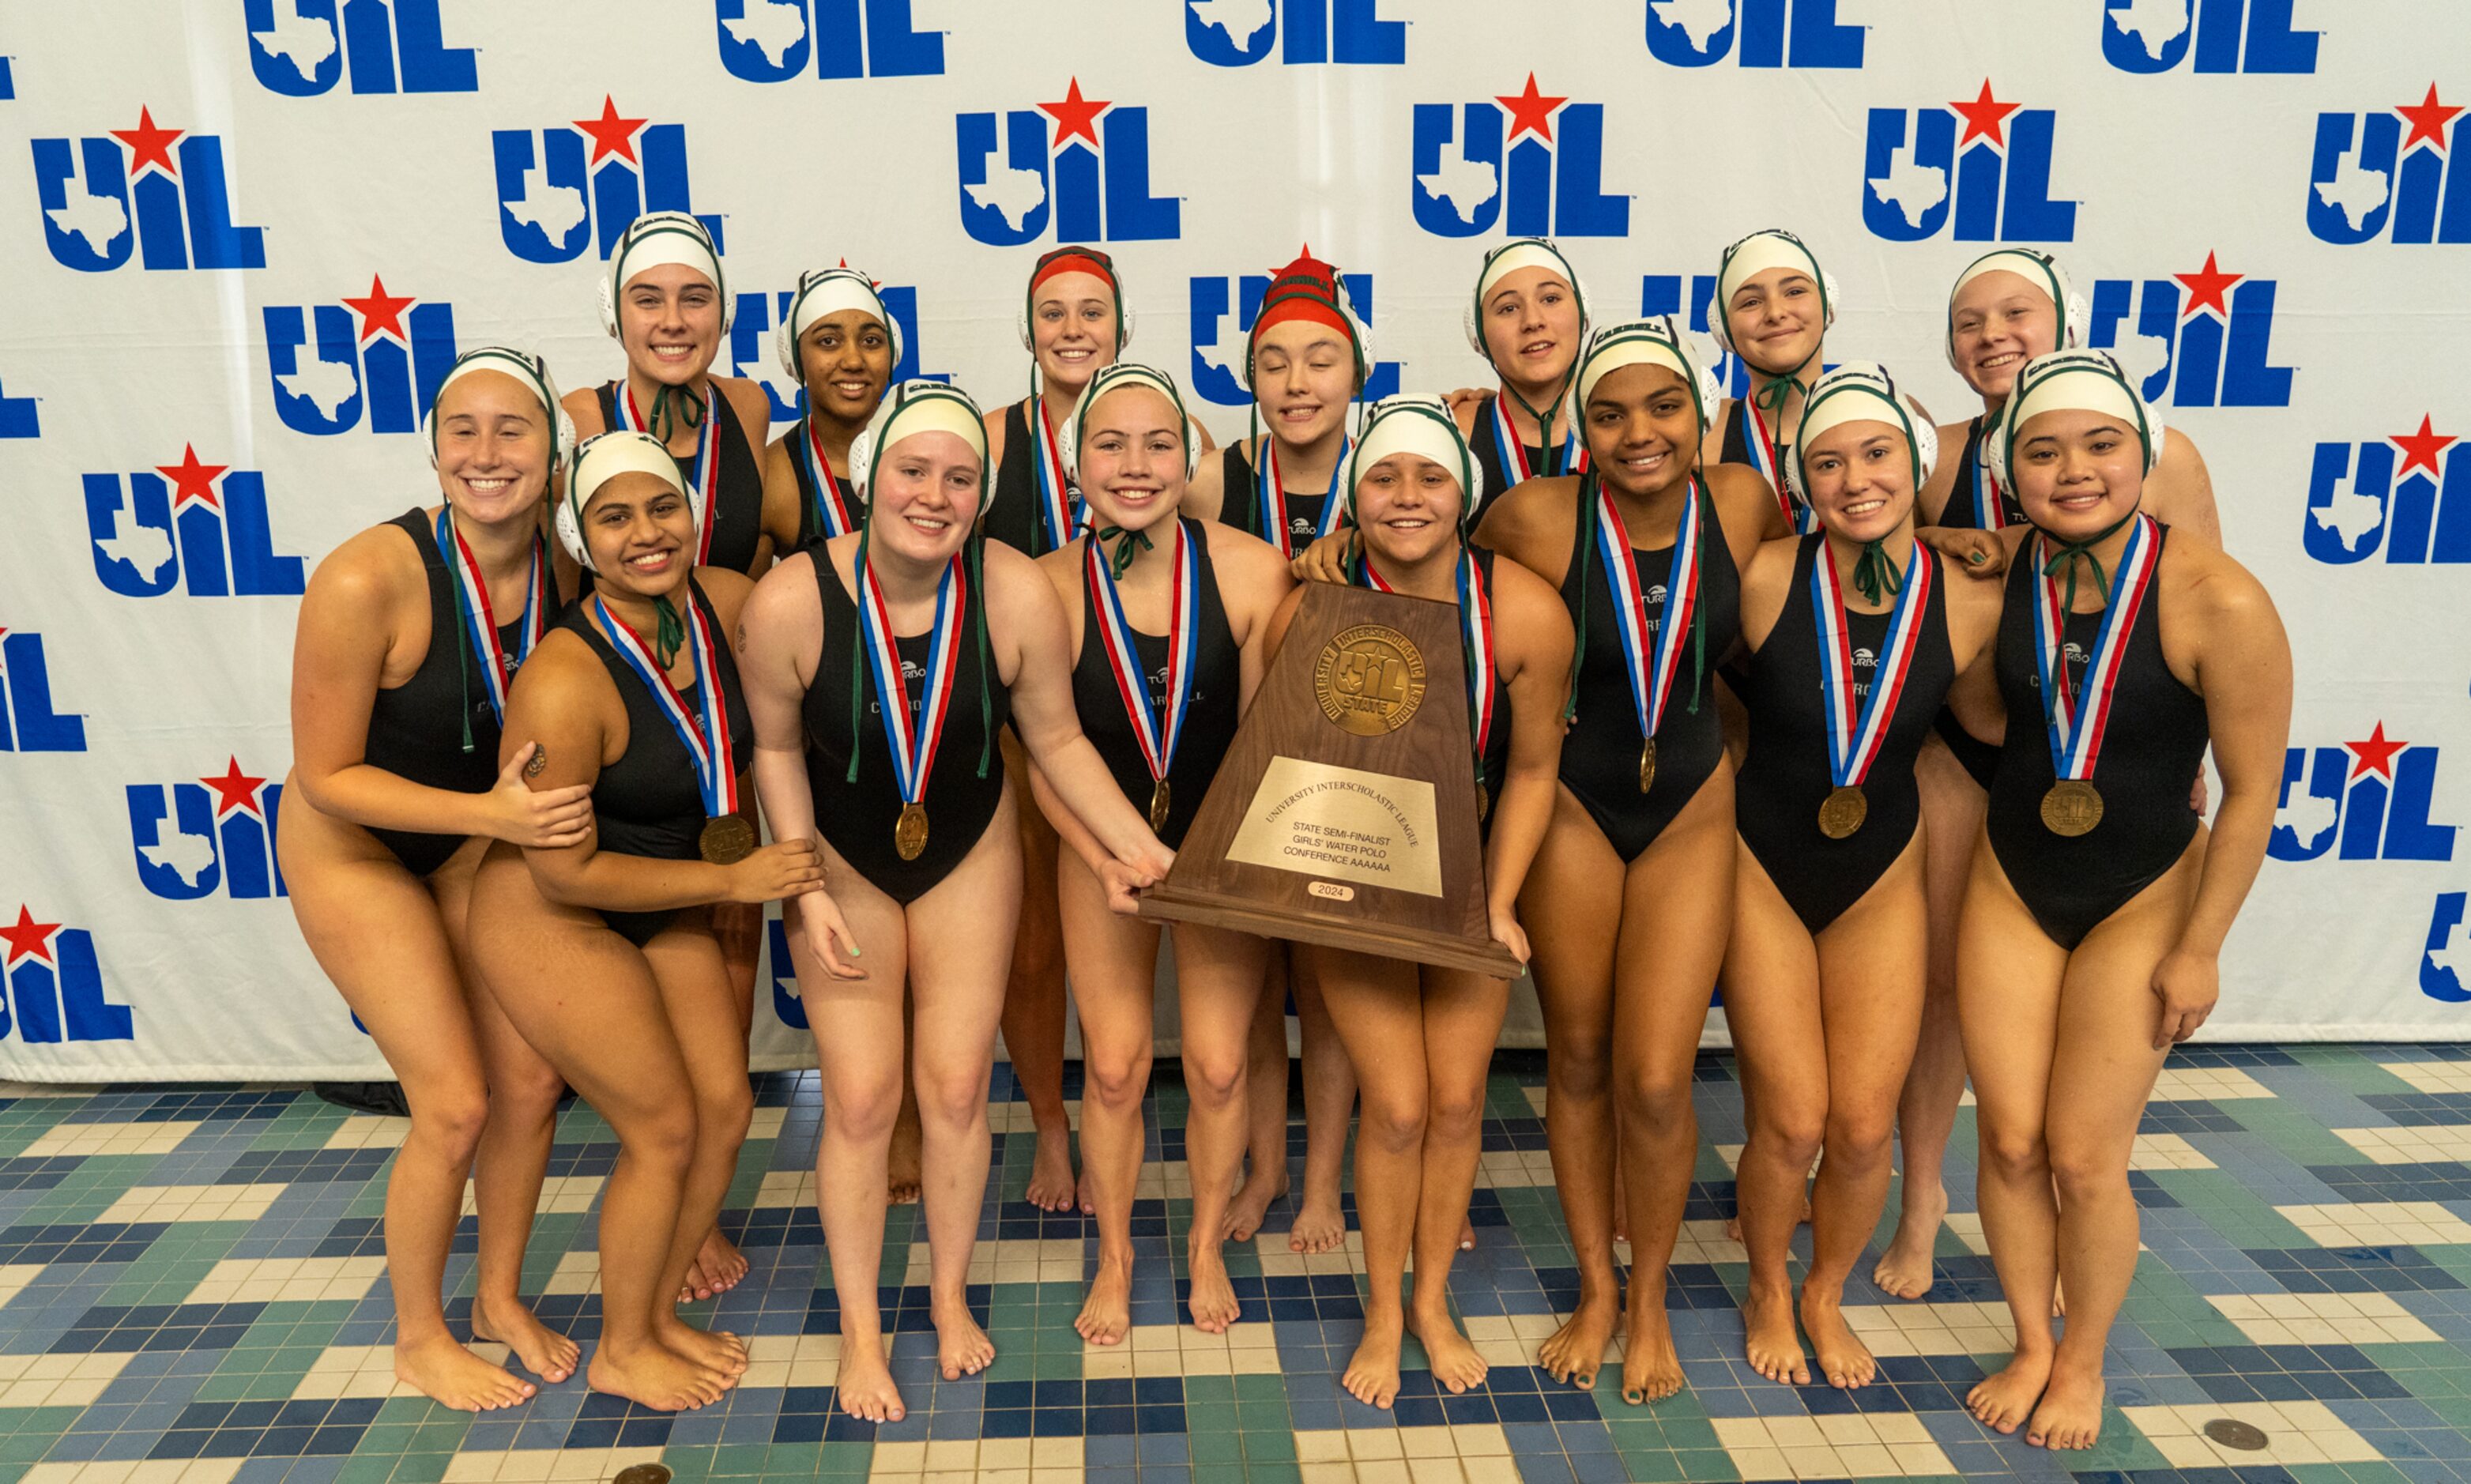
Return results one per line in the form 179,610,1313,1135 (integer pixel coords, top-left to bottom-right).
2100,0,2318,74
714,0,945,82
2303,417,2465,565
244,0,477,96
493,96,727,263
2307,83,2469,246
955,77,1181,245
126,759,289,902
2084,252,2295,408
262,276,460,436
1,907,133,1045
0,630,86,755
1642,0,1864,69
31,107,267,273
1410,75,1629,239
1184,0,1406,66
83,446,307,600
1188,269,1399,406
731,281,944,424
1860,81,2077,244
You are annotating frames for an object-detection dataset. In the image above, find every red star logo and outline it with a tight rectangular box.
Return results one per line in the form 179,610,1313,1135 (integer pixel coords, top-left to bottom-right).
201,757,267,818
1037,78,1110,149
2398,84,2463,153
2345,722,2409,782
342,274,415,345
2173,252,2243,322
110,106,183,178
1496,74,1569,144
573,96,649,167
2393,415,2458,482
155,445,228,510
1949,81,2021,149
1,907,61,967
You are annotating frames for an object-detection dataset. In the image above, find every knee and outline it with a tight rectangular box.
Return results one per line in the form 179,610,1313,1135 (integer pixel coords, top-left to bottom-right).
1083,1046,1153,1113
915,1066,993,1132
2047,1139,2126,1205
697,1078,755,1151
1757,1102,1828,1173
1978,1125,2048,1185
411,1087,492,1165
1617,1066,1693,1132
1548,1035,1613,1099
1426,1087,1485,1145
494,1060,566,1125
623,1102,699,1175
1359,1090,1427,1156
1182,1047,1246,1111
826,1071,905,1145
1821,1109,1896,1172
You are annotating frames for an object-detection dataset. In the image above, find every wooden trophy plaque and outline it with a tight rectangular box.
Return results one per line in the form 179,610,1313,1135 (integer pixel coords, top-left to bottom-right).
1137,582,1520,977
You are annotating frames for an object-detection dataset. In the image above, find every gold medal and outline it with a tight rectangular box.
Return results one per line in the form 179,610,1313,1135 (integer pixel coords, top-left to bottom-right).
1817,785,1867,840
1147,779,1171,834
699,814,755,865
895,802,930,861
1639,738,1657,793
2040,780,2104,838
1478,783,1491,823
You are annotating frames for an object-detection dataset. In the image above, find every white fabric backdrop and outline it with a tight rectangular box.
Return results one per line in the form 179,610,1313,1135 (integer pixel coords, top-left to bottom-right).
2,0,2465,1079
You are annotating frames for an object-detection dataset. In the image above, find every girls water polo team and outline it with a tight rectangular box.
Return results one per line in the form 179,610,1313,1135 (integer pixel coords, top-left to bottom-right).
281,220,2294,1452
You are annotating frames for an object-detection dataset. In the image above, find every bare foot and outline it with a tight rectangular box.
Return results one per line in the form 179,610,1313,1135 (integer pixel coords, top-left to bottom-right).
1741,1281,1809,1387
1725,1194,1813,1245
469,1293,578,1384
1075,1252,1133,1346
1458,1217,1475,1252
1026,1123,1079,1213
1967,1346,2054,1435
678,1227,750,1304
1871,1181,1946,1301
1223,1166,1288,1243
394,1331,536,1411
834,1337,906,1422
1343,1316,1403,1408
655,1315,748,1376
1289,1187,1347,1255
587,1339,730,1412
933,1294,996,1380
1621,1298,1687,1404
1539,1293,1618,1388
1800,1289,1875,1389
888,1110,923,1205
1188,1243,1241,1333
2026,1365,2104,1450
1409,1308,1489,1395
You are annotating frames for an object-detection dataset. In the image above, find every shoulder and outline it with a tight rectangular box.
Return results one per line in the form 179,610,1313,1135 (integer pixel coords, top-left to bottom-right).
746,548,821,617
511,628,607,706
2165,533,2271,622
2158,424,2207,476
1743,533,1802,592
1201,518,1287,586
693,567,756,627
561,385,607,434
1701,461,1771,518
1476,473,1580,559
715,375,770,434
307,519,424,611
1033,539,1082,595
1488,550,1570,631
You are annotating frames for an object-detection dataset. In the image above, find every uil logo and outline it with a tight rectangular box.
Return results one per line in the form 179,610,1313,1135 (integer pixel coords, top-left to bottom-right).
32,107,268,272
2271,724,2454,864
1411,75,1629,239
2,908,134,1044
493,97,727,263
245,0,477,96
2086,253,2294,409
84,446,307,599
127,759,289,902
956,78,1181,246
2308,85,2469,246
0,372,35,439
766,917,808,1029
2303,418,2465,565
714,0,945,82
0,629,86,755
1187,269,1401,407
2424,892,2471,1003
1863,82,2075,243
1643,0,1863,68
1184,0,1406,66
730,279,944,423
262,275,459,436
2101,0,2317,74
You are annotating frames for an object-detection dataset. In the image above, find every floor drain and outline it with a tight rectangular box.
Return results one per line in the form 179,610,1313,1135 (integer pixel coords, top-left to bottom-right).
2204,1418,2270,1451
613,1467,672,1484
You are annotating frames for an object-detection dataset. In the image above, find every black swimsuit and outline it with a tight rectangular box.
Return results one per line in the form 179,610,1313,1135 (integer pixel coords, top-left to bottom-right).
1737,537,1954,932
788,421,864,548
1467,406,1568,527
363,510,563,878
803,555,1014,904
563,581,755,947
1072,519,1240,851
989,398,1064,557
1556,478,1742,863
593,381,766,575
1987,525,2209,951
1923,416,2023,789
1211,443,1336,555
1468,548,1515,846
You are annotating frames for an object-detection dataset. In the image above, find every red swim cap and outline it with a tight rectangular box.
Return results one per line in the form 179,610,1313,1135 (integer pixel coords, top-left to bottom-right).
1249,249,1354,347
1030,246,1117,295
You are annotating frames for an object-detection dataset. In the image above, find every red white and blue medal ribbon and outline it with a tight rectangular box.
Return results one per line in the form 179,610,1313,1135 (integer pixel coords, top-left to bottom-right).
1086,521,1196,804
1969,422,2009,529
1255,434,1351,559
1744,399,1816,534
1031,396,1082,556
1361,549,1496,799
1813,540,1932,789
1490,393,1588,485
592,592,738,819
797,415,860,539
1595,480,1701,749
2032,514,2158,782
436,510,548,724
854,555,965,811
616,382,721,565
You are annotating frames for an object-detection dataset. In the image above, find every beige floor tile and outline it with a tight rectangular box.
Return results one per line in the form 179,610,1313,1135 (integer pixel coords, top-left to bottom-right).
22,1121,200,1158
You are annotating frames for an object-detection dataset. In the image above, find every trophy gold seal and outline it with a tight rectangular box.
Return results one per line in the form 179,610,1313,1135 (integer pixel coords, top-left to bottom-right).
1316,625,1426,738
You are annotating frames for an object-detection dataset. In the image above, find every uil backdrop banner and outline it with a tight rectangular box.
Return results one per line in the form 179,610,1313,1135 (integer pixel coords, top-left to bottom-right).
2,0,2465,1079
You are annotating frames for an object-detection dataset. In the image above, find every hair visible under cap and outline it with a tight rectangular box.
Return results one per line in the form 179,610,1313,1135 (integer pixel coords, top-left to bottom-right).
1717,231,1822,313
1576,323,1697,410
